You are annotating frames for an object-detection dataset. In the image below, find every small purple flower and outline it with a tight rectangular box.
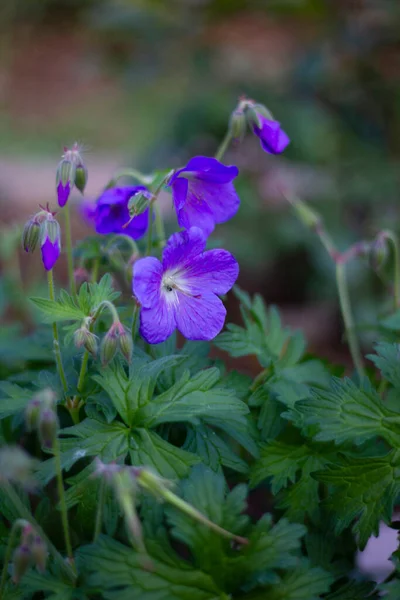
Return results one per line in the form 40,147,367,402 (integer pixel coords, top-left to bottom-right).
133,227,239,344
83,186,150,239
168,156,240,236
252,114,290,155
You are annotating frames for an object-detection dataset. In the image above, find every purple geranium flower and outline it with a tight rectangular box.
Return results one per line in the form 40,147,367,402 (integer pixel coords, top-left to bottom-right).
168,156,240,236
82,186,150,239
133,227,239,344
252,114,290,155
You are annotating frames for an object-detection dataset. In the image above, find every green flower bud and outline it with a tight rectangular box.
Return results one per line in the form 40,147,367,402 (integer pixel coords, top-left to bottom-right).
75,163,88,194
25,399,41,432
127,190,152,218
38,408,59,449
229,108,246,142
12,545,32,584
118,327,133,363
74,326,98,356
100,327,119,367
22,219,40,253
0,446,37,488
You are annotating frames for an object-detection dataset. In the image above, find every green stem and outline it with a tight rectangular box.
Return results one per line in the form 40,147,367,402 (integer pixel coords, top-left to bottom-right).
47,270,68,396
146,203,154,256
0,481,76,582
77,351,89,394
154,203,166,250
53,436,74,567
93,479,106,542
383,230,400,310
0,520,22,597
131,302,139,341
107,169,152,188
215,129,232,162
161,489,247,545
336,262,365,378
64,203,76,297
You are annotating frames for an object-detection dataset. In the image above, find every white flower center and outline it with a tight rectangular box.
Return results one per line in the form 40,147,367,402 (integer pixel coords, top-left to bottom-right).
161,269,194,305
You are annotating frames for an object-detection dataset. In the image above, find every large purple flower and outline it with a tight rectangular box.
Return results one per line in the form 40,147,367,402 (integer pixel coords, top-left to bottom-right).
133,227,239,344
252,114,290,155
83,186,150,239
168,157,240,236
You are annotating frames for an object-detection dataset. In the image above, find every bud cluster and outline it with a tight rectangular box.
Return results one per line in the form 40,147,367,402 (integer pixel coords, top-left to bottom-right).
25,388,59,449
22,207,61,271
100,320,132,366
11,522,47,584
56,143,88,207
0,446,38,490
74,321,98,356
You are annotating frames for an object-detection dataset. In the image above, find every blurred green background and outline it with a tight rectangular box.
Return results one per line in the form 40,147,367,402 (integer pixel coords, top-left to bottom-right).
1,0,400,362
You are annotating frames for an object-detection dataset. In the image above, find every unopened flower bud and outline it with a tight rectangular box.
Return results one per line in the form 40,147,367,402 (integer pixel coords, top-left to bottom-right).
12,545,32,584
22,218,40,253
369,235,389,272
118,327,133,363
74,327,98,356
229,108,246,143
56,158,76,208
39,215,61,271
38,408,59,449
74,163,88,194
31,536,47,573
25,399,41,432
100,327,119,366
127,190,152,218
74,267,90,286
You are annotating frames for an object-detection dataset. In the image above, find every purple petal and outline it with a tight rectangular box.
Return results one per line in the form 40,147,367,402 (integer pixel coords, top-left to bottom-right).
139,299,176,344
133,257,163,309
123,209,149,239
57,181,71,207
41,237,60,271
162,227,206,272
172,178,188,211
184,249,239,295
253,117,290,155
175,291,226,341
187,179,240,225
175,191,216,236
170,157,238,184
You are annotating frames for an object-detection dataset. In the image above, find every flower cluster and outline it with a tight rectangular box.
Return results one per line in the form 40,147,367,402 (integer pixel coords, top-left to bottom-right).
23,99,289,345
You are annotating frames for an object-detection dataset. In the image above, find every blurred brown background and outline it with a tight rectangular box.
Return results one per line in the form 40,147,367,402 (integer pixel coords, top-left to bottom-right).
1,0,400,366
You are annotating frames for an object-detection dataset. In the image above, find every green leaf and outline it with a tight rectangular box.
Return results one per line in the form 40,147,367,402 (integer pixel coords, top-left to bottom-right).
183,424,249,473
327,580,378,599
367,342,400,389
297,377,400,446
129,429,200,479
250,438,333,492
30,293,85,323
215,288,305,368
314,451,400,549
380,580,400,600
137,369,250,430
21,570,77,600
245,566,333,600
0,382,32,420
78,535,226,600
93,356,183,425
381,310,400,331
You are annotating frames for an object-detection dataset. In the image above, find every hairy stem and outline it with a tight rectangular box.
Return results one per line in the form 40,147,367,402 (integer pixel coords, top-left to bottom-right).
336,263,365,378
91,258,100,283
64,203,76,297
47,270,68,396
383,230,400,310
146,203,154,256
93,479,106,542
215,129,232,162
0,481,76,581
0,520,21,597
131,302,139,341
53,436,74,567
